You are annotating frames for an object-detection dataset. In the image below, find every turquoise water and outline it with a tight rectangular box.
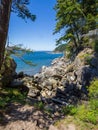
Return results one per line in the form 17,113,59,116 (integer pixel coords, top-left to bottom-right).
12,51,63,75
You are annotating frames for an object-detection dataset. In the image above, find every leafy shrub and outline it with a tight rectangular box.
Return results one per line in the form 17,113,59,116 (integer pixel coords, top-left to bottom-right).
54,44,66,52
81,36,98,54
83,54,92,65
0,88,26,108
61,105,77,115
34,101,44,110
76,79,98,124
60,79,98,125
86,40,98,53
94,40,98,53
81,36,95,49
88,79,98,99
0,97,10,108
82,36,89,47
79,53,93,65
65,44,74,59
77,104,98,124
89,99,98,110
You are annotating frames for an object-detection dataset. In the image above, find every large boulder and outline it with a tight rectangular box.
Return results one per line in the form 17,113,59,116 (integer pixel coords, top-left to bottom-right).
0,56,17,88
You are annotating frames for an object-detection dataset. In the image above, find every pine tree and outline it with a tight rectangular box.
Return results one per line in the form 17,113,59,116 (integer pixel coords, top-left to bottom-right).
54,0,97,55
54,0,84,49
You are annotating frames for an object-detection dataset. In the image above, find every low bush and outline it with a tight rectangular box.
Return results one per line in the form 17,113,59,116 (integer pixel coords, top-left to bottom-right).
83,54,93,65
61,79,98,125
88,79,98,99
61,105,78,115
65,43,74,59
94,40,98,53
77,104,98,124
0,88,26,108
34,101,44,110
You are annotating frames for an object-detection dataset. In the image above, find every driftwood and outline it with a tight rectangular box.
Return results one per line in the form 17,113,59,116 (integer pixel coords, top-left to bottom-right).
51,98,69,106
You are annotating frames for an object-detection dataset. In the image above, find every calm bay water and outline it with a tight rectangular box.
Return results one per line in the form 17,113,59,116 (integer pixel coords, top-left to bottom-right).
12,51,63,75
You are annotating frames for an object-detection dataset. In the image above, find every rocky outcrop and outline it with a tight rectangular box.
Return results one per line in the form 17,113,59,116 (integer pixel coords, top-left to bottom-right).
1,48,98,130
0,56,17,88
8,48,98,105
8,48,96,106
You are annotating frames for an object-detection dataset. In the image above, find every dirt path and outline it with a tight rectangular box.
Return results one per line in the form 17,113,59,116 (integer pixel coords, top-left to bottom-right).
0,102,77,130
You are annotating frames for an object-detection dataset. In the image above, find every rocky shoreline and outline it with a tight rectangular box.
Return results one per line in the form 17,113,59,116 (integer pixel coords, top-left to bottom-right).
0,48,98,130
11,48,98,103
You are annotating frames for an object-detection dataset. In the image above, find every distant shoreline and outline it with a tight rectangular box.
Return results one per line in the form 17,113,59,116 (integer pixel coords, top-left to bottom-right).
13,51,63,76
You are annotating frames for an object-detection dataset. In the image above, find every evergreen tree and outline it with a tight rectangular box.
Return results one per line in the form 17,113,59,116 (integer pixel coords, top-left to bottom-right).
54,0,84,49
54,0,97,55
80,0,97,33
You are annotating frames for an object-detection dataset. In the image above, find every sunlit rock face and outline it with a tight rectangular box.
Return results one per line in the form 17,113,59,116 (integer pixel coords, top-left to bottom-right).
4,48,98,104
29,48,98,103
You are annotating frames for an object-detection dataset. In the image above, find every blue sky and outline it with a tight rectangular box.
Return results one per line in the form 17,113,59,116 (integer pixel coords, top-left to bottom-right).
9,0,60,51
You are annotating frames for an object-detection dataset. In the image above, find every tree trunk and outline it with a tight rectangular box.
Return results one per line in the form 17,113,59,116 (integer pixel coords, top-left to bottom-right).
0,0,12,70
73,22,80,45
70,24,78,49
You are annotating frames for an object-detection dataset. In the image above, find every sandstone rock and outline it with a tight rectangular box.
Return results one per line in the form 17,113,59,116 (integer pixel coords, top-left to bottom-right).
49,125,58,130
28,89,40,98
41,91,47,97
70,76,76,81
46,85,53,91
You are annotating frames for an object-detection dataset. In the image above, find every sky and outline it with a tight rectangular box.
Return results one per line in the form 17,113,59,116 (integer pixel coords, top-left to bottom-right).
9,0,60,51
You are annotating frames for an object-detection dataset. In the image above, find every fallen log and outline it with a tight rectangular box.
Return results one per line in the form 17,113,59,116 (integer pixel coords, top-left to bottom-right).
51,98,69,106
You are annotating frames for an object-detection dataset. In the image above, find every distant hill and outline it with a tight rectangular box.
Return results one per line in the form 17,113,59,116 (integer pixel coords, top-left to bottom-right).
54,44,66,52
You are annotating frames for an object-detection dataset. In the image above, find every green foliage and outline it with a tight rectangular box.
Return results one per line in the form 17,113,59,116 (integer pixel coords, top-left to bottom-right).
19,57,36,66
61,105,78,115
88,79,98,99
61,79,98,125
89,99,98,111
61,103,98,124
65,42,75,59
54,0,85,47
83,54,92,65
12,0,36,21
0,96,10,108
34,101,44,110
54,0,97,58
81,38,98,53
77,105,98,124
94,40,98,53
76,79,98,124
82,36,89,46
54,44,66,52
7,44,36,66
0,88,27,108
65,43,73,52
